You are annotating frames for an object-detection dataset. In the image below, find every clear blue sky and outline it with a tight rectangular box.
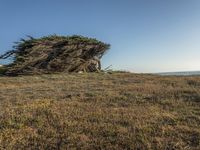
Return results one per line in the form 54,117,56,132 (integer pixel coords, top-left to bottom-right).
0,0,200,73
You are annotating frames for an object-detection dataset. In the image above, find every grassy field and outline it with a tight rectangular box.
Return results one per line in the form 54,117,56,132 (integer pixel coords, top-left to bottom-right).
0,73,200,149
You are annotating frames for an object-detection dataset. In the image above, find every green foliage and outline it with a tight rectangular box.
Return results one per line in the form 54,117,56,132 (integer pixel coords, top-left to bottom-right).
0,66,7,75
0,35,110,75
13,35,110,54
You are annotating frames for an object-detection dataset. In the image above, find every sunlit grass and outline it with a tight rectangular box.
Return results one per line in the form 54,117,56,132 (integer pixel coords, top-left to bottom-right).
0,73,200,149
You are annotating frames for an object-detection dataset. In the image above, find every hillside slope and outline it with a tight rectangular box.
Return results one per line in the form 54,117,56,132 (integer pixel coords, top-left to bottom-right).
0,73,200,149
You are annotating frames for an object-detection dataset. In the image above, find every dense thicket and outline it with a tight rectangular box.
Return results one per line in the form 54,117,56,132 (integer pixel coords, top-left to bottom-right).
0,35,110,75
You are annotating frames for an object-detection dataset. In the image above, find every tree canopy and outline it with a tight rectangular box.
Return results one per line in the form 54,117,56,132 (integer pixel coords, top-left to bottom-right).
0,35,110,75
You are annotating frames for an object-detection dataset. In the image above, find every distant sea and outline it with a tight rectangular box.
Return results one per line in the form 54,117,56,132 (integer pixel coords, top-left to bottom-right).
156,71,200,76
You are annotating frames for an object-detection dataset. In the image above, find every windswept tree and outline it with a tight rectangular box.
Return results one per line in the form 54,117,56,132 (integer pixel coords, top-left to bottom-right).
0,35,110,75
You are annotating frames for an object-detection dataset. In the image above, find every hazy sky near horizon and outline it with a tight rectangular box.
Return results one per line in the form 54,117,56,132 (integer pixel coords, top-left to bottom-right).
0,0,200,73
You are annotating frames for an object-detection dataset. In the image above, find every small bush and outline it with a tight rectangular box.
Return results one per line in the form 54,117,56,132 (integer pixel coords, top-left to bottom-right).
0,66,7,75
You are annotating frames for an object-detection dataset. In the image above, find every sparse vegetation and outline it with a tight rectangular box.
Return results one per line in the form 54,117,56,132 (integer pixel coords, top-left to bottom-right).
0,73,200,149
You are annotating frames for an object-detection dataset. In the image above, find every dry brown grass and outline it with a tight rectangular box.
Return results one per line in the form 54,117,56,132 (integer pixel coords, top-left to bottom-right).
0,73,200,149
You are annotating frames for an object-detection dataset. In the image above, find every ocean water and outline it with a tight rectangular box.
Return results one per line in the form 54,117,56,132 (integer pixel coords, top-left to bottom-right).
157,71,200,76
